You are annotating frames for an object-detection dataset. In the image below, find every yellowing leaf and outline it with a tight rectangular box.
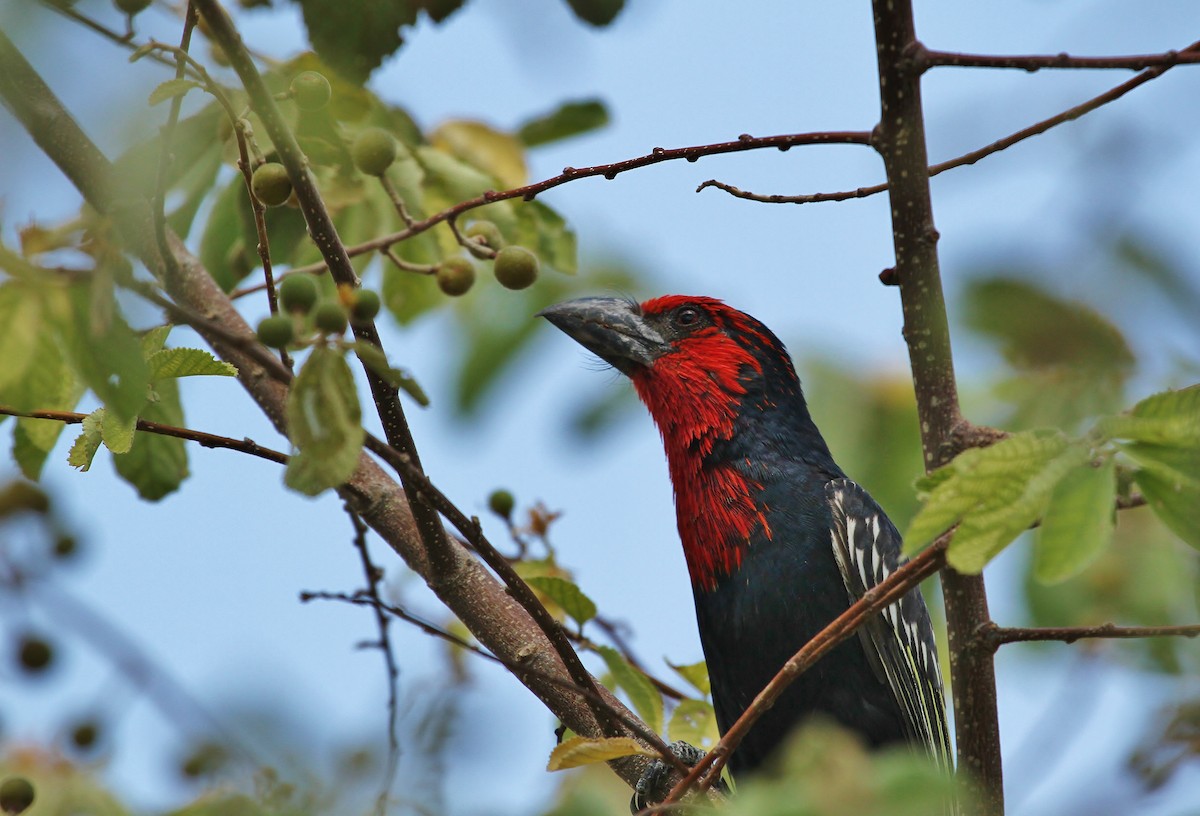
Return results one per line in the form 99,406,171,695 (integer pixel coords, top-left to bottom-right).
430,120,527,189
1033,459,1117,584
666,659,711,697
546,736,653,771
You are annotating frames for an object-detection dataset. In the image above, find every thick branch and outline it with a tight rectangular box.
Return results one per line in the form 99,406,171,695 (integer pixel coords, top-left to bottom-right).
871,3,1003,813
0,29,660,789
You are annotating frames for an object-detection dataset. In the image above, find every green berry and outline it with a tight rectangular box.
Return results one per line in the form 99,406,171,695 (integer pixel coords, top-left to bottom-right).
113,0,152,15
17,635,53,675
352,128,398,176
488,489,515,520
70,720,100,751
52,535,78,560
180,743,228,779
465,220,505,251
313,300,349,335
0,481,50,516
251,163,292,207
0,777,35,815
350,289,382,323
436,258,475,297
256,315,294,349
493,246,539,290
279,274,319,314
290,71,331,112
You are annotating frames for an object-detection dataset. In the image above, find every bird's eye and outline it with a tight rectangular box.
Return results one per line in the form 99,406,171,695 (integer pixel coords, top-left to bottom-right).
675,306,701,327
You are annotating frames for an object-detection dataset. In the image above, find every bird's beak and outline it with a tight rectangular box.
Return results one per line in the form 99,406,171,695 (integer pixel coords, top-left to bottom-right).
538,297,669,376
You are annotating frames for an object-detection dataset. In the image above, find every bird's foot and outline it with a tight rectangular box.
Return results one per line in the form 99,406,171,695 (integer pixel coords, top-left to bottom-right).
630,740,724,813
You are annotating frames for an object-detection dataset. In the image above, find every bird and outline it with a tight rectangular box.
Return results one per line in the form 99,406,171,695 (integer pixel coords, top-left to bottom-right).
539,295,953,799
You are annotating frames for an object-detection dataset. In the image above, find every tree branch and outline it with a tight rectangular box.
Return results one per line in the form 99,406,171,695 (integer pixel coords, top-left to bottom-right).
660,540,950,805
977,621,1200,651
190,0,460,588
871,3,1003,813
698,38,1200,207
231,129,873,291
0,28,663,789
0,406,288,464
918,45,1200,72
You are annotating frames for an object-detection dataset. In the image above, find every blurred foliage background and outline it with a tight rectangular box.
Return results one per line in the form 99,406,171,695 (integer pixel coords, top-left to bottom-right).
1,1,1199,815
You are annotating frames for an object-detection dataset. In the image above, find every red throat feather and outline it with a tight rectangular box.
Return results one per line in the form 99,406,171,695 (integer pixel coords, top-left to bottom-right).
633,297,774,591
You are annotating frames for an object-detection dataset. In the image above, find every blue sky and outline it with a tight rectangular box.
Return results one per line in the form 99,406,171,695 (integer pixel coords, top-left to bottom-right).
2,1,1199,814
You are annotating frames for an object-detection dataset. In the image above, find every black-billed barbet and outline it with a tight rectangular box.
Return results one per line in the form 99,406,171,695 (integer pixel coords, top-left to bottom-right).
540,295,953,786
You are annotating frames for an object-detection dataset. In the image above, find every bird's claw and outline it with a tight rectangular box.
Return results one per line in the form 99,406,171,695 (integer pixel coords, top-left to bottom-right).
630,740,718,814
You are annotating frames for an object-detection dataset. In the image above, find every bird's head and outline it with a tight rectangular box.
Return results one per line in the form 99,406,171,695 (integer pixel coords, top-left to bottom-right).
541,296,829,588
539,295,801,447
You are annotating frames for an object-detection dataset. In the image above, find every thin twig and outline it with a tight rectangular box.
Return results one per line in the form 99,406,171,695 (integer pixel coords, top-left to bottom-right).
660,539,949,805
698,38,1200,207
301,590,676,765
344,509,401,816
977,621,1200,651
148,6,199,287
358,434,684,769
918,45,1200,72
38,0,204,76
0,406,288,463
229,129,873,293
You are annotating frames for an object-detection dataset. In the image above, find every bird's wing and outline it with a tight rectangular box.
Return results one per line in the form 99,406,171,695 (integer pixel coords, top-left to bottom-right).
826,478,954,770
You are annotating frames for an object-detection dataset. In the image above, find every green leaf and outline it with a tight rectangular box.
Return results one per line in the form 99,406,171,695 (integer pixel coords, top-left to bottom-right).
148,348,238,379
517,99,610,147
0,282,42,396
148,78,202,107
666,659,711,697
294,0,420,83
140,325,173,357
667,698,719,749
68,410,104,471
903,430,1090,573
525,575,597,627
596,646,663,735
1133,459,1200,549
1101,386,1200,448
101,404,137,455
63,284,151,425
1033,459,1117,584
113,379,188,500
962,277,1134,373
284,346,364,496
350,341,429,406
11,335,84,480
546,736,653,771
